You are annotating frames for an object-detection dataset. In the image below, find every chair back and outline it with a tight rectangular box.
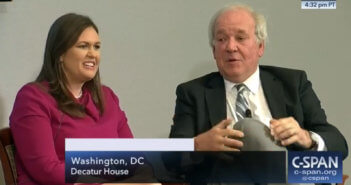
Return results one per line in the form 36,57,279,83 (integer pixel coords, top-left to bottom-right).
0,127,17,185
338,174,349,185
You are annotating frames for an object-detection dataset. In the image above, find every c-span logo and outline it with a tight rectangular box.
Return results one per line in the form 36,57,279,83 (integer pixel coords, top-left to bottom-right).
288,152,342,183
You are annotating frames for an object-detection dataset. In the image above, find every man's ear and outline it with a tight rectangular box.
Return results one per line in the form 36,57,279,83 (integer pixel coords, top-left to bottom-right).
258,42,265,57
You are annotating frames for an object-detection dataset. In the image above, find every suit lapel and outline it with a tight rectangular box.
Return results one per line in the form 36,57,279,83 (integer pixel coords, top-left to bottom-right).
205,73,227,127
204,69,288,126
260,69,288,119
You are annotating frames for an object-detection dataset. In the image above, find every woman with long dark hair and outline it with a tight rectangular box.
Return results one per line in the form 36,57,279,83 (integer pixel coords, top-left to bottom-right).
10,13,133,185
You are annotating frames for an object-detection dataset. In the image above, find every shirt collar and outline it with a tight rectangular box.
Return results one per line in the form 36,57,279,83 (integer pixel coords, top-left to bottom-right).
224,66,260,94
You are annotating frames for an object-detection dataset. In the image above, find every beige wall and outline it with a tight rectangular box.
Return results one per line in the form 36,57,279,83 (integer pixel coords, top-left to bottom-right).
0,0,350,184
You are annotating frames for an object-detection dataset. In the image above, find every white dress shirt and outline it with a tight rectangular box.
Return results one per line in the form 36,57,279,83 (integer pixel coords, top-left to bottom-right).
224,66,326,151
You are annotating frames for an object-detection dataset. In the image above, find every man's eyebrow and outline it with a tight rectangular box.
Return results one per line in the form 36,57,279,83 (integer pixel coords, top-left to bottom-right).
236,29,249,35
215,29,227,35
215,29,249,36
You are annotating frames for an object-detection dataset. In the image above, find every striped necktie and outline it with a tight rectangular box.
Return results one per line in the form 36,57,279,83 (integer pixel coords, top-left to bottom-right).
235,84,249,121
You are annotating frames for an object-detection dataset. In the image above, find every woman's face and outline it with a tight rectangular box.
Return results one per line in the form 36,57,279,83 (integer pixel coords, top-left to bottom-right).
60,26,101,85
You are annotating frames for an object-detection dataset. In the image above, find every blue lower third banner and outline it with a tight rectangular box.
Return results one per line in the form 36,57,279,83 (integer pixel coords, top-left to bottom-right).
65,139,286,183
288,151,342,183
65,151,286,183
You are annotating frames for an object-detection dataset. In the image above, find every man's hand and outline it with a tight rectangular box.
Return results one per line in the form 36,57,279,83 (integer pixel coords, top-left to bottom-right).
270,117,313,149
194,119,244,151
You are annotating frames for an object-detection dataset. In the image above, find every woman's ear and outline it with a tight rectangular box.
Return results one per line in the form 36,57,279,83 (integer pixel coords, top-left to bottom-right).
60,55,64,63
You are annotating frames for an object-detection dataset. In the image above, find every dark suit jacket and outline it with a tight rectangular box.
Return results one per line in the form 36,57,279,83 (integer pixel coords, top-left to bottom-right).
170,65,348,158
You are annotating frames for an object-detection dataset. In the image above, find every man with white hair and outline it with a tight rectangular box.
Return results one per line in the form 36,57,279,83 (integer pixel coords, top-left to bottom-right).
169,4,348,183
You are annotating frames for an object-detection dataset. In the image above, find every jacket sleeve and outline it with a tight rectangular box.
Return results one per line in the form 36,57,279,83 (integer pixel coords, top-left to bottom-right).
10,85,69,185
298,71,348,159
170,84,197,138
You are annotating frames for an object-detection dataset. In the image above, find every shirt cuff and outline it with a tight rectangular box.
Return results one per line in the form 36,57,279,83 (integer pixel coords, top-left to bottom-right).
309,131,327,151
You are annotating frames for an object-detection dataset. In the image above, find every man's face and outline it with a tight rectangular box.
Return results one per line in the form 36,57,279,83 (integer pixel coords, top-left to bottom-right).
213,9,264,83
